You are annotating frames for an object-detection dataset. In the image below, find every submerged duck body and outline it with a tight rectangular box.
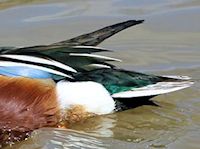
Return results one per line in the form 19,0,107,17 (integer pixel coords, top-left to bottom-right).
0,20,193,145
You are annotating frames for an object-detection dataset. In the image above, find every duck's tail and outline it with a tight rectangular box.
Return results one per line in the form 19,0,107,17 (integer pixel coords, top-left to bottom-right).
52,20,144,46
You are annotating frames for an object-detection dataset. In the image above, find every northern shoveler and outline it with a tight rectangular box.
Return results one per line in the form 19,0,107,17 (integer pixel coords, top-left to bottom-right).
0,20,193,145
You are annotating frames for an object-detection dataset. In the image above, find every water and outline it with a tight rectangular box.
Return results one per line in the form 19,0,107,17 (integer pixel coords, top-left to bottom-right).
0,0,200,148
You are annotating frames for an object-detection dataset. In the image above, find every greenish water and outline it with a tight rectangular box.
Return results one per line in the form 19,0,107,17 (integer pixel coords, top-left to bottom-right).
0,0,200,148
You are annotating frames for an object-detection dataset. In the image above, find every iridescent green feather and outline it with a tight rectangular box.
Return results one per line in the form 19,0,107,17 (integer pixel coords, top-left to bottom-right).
74,68,178,94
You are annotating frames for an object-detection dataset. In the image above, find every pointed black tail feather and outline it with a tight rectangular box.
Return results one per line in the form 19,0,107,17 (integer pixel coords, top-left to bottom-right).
52,20,144,46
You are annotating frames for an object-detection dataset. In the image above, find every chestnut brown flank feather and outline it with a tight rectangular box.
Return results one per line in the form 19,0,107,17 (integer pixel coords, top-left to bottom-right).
0,76,96,145
0,76,60,144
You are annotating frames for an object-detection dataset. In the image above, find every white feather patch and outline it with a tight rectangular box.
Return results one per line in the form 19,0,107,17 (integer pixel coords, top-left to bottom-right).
162,75,191,80
0,54,77,73
112,81,194,98
73,45,110,51
86,64,111,69
56,81,115,115
69,53,122,62
0,61,72,78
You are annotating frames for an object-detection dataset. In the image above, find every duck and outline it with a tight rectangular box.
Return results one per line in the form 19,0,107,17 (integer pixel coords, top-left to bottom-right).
0,20,193,145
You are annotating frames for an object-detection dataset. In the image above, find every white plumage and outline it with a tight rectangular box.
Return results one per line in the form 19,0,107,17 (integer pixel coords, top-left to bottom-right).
56,81,115,115
112,81,193,98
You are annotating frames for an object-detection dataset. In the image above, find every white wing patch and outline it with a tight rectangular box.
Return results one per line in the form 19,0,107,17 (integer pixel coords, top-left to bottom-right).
73,45,110,51
112,81,194,98
162,75,191,80
69,53,122,62
0,54,77,73
87,64,111,69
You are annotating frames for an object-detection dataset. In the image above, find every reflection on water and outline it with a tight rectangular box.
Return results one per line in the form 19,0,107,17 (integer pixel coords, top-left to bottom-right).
70,115,117,138
10,128,108,149
1,0,200,148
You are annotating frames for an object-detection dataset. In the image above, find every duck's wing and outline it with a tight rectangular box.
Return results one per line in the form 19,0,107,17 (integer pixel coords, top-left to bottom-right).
3,46,119,70
0,53,77,79
52,20,144,46
0,19,144,54
0,45,121,79
3,45,110,54
0,20,144,78
73,68,193,98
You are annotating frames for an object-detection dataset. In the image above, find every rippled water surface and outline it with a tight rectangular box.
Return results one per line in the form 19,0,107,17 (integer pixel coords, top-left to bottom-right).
0,0,200,148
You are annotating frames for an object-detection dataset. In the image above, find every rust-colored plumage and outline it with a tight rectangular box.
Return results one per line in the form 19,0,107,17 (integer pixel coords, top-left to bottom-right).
0,76,60,145
59,105,95,128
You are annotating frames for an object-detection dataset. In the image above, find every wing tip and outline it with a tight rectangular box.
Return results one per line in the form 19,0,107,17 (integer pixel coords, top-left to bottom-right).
127,19,145,24
162,75,192,80
111,80,194,98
